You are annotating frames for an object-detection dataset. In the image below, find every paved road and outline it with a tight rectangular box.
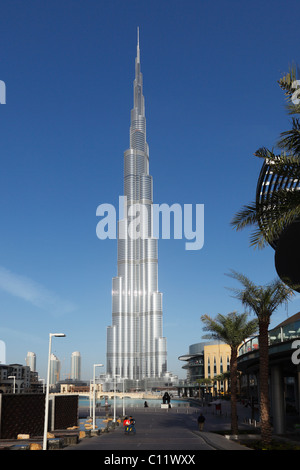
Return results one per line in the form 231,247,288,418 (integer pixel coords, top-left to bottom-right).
65,406,251,451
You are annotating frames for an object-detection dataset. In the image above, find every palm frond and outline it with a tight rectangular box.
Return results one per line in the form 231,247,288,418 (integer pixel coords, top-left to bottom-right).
226,271,294,321
278,66,298,96
278,65,300,116
277,118,300,154
230,201,259,230
254,147,271,159
201,311,258,348
231,192,300,249
232,144,300,248
231,200,271,249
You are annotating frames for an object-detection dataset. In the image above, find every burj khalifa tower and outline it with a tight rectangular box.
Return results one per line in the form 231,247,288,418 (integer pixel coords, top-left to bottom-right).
106,30,167,385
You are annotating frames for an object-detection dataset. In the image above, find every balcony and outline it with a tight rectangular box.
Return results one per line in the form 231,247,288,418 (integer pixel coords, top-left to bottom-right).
238,312,300,358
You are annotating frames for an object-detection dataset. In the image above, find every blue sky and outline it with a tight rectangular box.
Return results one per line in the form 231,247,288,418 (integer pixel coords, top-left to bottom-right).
0,0,300,381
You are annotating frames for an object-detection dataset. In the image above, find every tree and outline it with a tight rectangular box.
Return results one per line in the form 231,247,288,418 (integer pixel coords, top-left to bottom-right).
196,378,213,399
214,374,224,396
231,67,300,250
227,270,294,445
231,149,300,249
201,311,258,435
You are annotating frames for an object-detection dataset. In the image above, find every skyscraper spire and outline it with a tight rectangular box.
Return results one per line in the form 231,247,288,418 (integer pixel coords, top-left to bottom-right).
106,31,167,387
137,26,140,63
132,27,145,146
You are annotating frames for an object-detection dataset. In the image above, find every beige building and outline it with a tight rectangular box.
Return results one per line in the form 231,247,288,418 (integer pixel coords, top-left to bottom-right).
179,342,232,396
60,382,103,394
204,343,231,378
204,343,231,394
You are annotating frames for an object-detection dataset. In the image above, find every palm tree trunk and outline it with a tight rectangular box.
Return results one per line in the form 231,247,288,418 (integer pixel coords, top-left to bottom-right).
230,347,238,435
259,319,272,445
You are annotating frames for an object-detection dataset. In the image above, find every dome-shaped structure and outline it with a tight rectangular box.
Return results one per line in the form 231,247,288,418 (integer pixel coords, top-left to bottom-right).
256,160,300,292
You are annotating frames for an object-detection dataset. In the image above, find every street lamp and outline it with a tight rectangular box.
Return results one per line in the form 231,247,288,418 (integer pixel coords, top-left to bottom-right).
113,375,117,422
43,333,66,450
89,379,92,418
93,364,103,430
121,377,125,417
8,376,15,394
114,375,125,418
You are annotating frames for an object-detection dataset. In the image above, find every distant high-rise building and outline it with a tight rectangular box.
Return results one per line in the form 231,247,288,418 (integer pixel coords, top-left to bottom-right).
26,351,36,372
71,351,81,380
106,30,167,384
0,340,6,365
49,353,60,386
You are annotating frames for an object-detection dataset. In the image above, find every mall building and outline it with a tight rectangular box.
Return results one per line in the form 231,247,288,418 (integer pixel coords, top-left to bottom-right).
237,311,300,434
179,313,300,434
178,342,231,397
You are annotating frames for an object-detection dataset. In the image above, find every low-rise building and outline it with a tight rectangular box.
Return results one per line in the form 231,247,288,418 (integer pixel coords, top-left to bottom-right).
0,364,42,393
178,342,231,397
237,311,300,434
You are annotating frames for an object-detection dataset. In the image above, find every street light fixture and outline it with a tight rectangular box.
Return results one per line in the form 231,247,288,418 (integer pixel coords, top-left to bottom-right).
113,375,118,422
93,363,104,430
89,379,92,418
43,333,66,450
121,377,125,417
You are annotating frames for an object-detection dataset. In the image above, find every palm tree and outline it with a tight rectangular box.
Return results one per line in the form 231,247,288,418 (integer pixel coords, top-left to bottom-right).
227,270,294,445
214,374,224,396
201,311,258,435
231,67,300,250
231,149,300,249
278,66,300,120
196,378,213,400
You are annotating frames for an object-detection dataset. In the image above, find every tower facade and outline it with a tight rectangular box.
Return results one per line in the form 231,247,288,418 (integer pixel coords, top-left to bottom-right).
26,351,36,372
106,31,167,384
71,351,81,380
49,353,60,386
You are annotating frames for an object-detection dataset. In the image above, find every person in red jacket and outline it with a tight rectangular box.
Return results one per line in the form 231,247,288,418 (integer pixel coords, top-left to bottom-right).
124,416,136,434
123,416,130,427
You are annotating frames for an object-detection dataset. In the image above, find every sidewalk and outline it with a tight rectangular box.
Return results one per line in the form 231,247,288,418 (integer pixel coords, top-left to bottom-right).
64,401,254,451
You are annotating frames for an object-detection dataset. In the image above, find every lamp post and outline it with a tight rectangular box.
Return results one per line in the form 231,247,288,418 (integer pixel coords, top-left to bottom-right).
113,375,125,420
113,375,117,422
89,379,92,418
8,376,15,394
93,364,103,430
122,378,125,417
43,333,66,450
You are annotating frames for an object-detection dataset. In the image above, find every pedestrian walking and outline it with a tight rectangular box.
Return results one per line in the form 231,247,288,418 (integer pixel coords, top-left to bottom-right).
197,413,205,431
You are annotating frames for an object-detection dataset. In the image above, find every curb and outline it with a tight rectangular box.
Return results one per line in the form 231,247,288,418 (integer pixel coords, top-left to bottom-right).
193,431,252,450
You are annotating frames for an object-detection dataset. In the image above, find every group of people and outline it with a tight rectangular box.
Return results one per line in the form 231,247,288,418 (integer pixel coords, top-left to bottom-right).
123,415,136,434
